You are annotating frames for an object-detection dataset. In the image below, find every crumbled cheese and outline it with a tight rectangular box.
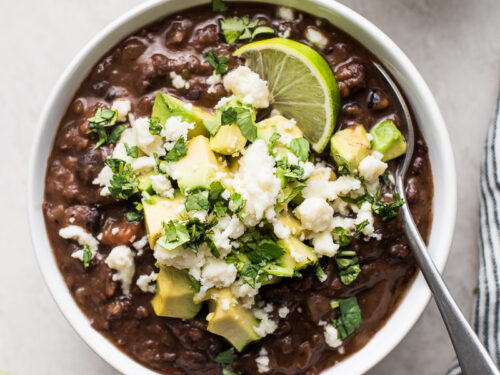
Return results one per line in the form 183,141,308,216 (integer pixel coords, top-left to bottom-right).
305,27,328,49
154,242,210,281
59,225,99,261
256,348,271,373
231,279,261,308
191,210,208,223
253,305,278,337
331,215,356,232
294,197,333,232
353,201,375,236
111,99,131,122
310,231,339,257
212,215,246,255
221,298,231,311
69,217,75,223
132,117,165,156
93,165,113,196
111,227,119,235
278,306,290,318
223,66,270,108
105,246,135,295
232,140,281,226
324,325,342,348
131,156,156,174
132,235,148,251
221,189,231,200
150,174,174,198
170,71,190,89
136,271,157,293
272,219,290,239
277,26,291,39
207,72,222,94
276,6,294,20
198,259,238,299
161,116,195,150
358,155,388,181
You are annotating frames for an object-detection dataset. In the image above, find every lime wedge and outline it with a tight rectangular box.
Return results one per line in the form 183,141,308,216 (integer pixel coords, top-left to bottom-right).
234,38,340,153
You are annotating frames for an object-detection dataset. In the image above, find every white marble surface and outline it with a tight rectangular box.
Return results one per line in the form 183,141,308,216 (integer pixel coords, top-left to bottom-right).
0,0,499,374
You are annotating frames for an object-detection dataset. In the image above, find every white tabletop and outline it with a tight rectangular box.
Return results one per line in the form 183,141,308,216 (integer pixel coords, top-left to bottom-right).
1,0,499,374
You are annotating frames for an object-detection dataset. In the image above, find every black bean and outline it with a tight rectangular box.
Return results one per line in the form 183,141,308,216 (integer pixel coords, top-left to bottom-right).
390,242,410,260
367,89,390,110
76,150,104,184
90,80,110,96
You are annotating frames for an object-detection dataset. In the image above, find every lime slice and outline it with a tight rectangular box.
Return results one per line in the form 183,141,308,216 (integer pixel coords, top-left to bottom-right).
234,38,340,153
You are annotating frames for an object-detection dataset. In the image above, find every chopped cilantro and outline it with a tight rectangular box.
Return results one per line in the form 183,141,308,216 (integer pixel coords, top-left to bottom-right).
332,296,363,339
87,107,122,149
185,191,210,211
209,181,225,201
332,153,351,175
282,185,305,204
290,137,310,162
213,201,228,217
230,193,246,214
335,250,361,285
105,158,139,200
369,192,405,221
212,0,228,12
222,370,241,375
125,210,143,222
165,138,188,162
276,158,305,186
124,143,139,158
153,152,166,174
332,219,369,247
268,130,281,153
82,244,92,269
157,220,191,250
219,16,274,44
203,49,228,75
235,108,257,141
315,264,327,281
379,172,390,187
239,263,260,288
149,117,163,135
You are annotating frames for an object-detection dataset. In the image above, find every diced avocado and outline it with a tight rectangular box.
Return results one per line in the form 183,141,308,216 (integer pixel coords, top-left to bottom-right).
308,167,337,182
152,92,210,138
206,288,260,351
369,119,407,161
277,237,317,269
330,125,371,173
277,212,303,237
151,266,201,319
257,115,303,158
210,124,247,155
138,172,154,193
143,191,184,248
174,135,223,193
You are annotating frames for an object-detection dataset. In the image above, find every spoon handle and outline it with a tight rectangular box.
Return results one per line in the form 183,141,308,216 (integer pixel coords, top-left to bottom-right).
400,203,499,375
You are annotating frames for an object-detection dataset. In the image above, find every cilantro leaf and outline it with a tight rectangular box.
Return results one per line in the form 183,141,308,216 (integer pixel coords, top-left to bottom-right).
213,201,228,217
332,296,362,339
215,348,234,364
212,0,228,12
223,370,241,375
108,124,127,144
332,220,369,247
165,138,188,162
157,220,191,250
209,181,225,201
124,143,139,158
185,191,210,211
239,263,260,288
125,210,143,222
203,49,229,75
332,153,351,175
315,264,327,281
149,117,163,135
230,193,246,213
290,137,310,162
335,250,361,285
369,193,405,221
82,244,92,269
235,108,257,141
104,159,139,200
220,16,273,44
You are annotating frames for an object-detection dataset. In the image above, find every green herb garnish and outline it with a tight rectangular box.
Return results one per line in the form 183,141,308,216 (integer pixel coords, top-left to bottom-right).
149,117,163,135
124,143,139,158
165,138,188,162
290,137,310,162
82,244,92,269
203,49,229,75
212,0,228,12
332,296,363,339
335,250,361,285
220,16,274,44
104,158,139,200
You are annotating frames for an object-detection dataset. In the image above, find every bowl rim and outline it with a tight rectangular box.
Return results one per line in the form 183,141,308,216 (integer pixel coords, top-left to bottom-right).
27,0,457,374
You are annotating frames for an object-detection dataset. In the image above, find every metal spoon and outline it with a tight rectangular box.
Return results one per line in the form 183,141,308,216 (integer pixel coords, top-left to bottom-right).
373,61,499,375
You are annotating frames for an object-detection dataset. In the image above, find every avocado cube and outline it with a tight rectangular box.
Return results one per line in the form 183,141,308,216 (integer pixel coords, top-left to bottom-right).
151,266,201,319
207,288,260,351
369,119,407,161
276,212,303,237
276,237,317,271
137,172,154,193
151,92,210,138
330,125,371,173
210,124,247,155
143,191,184,248
257,115,303,158
173,135,225,193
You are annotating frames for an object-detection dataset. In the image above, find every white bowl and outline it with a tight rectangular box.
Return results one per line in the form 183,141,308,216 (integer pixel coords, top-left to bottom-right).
27,0,457,374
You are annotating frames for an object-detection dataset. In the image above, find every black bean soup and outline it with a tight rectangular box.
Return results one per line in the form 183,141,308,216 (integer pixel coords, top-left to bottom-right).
43,3,433,375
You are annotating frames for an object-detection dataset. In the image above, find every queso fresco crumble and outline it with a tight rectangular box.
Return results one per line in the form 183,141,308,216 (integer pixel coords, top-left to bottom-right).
44,2,433,374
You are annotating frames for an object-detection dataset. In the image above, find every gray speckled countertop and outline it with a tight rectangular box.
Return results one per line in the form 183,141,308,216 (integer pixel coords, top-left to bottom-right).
1,0,499,374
